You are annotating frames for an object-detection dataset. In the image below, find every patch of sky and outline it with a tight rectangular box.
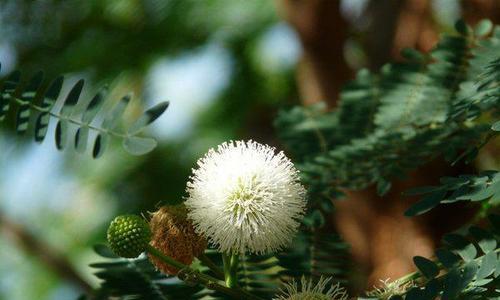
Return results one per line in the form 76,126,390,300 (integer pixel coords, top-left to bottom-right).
254,22,302,74
341,0,369,21
432,0,461,27
0,136,78,219
48,284,80,300
0,42,16,75
144,42,233,140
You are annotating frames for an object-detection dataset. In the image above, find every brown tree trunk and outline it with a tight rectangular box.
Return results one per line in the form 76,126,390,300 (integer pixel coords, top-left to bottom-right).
276,0,352,106
462,0,500,24
362,0,404,71
391,0,438,59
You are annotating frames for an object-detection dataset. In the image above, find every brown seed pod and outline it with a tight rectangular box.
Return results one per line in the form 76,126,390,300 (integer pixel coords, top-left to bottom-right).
148,204,207,275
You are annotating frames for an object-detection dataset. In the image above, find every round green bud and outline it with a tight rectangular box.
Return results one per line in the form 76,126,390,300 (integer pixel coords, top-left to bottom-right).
107,214,151,258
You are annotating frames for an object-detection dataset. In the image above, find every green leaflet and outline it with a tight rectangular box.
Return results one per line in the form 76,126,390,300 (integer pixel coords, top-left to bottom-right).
413,256,439,279
406,171,500,216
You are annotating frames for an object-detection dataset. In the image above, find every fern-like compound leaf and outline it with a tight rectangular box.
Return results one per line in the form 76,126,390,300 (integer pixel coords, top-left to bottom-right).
0,66,169,158
277,231,350,285
406,215,500,299
276,20,500,198
88,245,208,300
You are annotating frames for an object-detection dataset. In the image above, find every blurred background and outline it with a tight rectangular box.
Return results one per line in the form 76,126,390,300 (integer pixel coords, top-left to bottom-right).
0,0,498,299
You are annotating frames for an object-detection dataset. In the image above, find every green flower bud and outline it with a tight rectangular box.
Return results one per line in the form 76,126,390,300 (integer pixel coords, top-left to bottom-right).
107,214,151,258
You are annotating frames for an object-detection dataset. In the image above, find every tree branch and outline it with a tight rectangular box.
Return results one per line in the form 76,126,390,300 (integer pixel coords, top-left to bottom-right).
0,209,93,294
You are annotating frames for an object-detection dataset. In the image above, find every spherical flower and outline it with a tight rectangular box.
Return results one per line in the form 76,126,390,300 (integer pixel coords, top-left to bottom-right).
148,205,207,275
366,278,414,299
107,215,151,258
274,276,348,300
185,140,306,254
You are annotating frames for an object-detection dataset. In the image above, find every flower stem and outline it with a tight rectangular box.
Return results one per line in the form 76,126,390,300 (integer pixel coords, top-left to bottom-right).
197,252,225,280
147,245,261,300
223,253,240,288
146,245,185,269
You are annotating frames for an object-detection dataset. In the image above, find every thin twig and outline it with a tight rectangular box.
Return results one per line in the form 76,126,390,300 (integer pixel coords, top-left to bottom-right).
0,210,93,293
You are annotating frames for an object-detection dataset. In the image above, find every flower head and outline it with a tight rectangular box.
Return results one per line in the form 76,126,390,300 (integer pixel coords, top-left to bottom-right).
366,278,414,299
274,276,349,300
148,205,206,275
107,215,151,258
185,140,306,254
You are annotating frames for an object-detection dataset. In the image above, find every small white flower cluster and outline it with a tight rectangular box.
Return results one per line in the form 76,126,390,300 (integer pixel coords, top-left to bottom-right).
185,140,306,254
366,278,414,299
274,276,349,300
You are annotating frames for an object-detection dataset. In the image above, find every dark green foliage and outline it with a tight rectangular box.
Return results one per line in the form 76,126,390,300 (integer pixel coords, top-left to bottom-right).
362,215,500,299
405,171,500,216
276,19,500,300
413,256,439,279
90,246,275,300
390,26,500,299
90,234,349,299
277,230,350,284
276,21,500,198
447,57,500,165
0,64,169,157
237,254,281,298
406,53,500,216
450,51,500,122
88,245,207,300
401,215,500,300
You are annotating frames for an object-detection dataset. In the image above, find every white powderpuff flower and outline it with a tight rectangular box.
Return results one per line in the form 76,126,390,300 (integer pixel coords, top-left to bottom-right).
185,140,306,254
274,276,349,300
366,278,414,299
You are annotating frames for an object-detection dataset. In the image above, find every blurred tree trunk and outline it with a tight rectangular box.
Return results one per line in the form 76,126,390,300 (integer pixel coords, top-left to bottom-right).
462,0,500,24
276,0,351,106
390,0,438,59
362,0,404,71
277,0,496,290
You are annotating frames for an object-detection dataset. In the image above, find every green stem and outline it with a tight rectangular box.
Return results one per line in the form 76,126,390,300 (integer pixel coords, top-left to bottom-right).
147,245,185,270
147,246,261,300
223,253,240,288
230,254,240,283
197,253,225,280
10,95,128,138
